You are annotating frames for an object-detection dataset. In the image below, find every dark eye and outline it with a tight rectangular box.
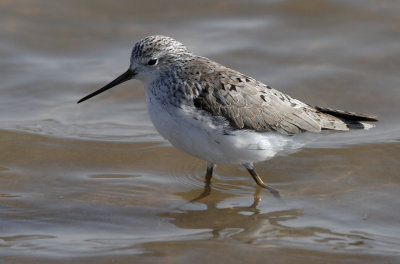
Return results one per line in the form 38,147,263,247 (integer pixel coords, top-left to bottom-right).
147,58,158,66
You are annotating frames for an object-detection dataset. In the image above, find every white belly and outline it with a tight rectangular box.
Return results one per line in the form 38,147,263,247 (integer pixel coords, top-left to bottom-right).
146,94,312,165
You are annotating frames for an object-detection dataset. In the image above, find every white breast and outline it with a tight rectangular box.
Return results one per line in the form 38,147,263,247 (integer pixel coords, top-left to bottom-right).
146,92,314,165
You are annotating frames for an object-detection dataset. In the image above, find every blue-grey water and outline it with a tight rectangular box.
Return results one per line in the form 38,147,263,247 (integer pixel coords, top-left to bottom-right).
0,1,399,263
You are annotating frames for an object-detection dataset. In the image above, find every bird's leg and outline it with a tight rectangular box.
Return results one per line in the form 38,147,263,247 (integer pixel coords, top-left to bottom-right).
245,164,280,198
190,162,215,203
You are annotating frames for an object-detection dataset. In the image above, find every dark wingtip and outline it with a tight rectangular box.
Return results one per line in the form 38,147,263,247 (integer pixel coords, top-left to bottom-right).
315,106,378,122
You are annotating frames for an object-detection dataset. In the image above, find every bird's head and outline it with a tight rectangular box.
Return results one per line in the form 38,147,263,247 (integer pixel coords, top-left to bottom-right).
77,35,191,104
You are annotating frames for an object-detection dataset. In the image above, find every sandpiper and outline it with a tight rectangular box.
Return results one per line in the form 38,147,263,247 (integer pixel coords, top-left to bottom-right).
78,35,377,197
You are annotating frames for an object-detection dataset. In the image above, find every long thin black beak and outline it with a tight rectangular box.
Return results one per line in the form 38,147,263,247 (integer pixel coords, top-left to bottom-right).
77,69,136,104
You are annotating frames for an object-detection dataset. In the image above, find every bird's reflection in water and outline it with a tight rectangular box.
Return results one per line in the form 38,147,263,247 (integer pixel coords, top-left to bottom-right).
164,179,302,242
189,173,272,207
163,180,373,249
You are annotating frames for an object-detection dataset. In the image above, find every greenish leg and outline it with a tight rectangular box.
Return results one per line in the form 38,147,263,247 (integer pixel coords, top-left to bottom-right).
245,164,280,198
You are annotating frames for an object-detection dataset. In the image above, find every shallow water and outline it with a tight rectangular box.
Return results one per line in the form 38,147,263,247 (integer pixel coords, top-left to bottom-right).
1,0,400,263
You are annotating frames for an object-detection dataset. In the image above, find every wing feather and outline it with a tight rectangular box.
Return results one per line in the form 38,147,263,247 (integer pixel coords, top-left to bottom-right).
189,57,366,135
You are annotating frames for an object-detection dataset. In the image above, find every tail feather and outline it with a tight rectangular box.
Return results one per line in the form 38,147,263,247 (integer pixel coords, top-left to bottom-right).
315,106,378,130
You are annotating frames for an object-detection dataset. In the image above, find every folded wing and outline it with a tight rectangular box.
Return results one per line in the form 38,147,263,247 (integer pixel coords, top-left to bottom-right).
190,57,377,135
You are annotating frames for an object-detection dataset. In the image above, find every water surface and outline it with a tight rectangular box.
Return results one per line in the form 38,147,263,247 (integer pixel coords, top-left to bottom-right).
0,0,399,263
